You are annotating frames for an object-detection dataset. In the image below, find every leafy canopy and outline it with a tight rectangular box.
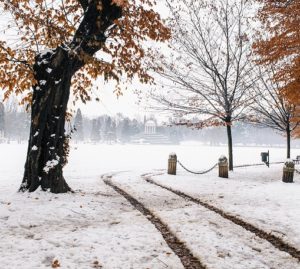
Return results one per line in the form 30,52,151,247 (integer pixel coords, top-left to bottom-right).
253,0,300,103
0,0,170,103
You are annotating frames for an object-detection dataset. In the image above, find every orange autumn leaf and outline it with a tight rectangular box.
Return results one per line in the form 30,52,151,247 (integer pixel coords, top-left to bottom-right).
0,0,170,103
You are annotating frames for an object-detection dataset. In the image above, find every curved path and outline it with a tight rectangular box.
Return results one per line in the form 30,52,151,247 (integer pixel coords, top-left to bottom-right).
144,175,300,263
106,172,300,269
104,179,206,269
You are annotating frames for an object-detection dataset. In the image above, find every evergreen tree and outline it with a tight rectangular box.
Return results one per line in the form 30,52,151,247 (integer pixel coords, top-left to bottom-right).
0,102,4,135
121,118,131,142
73,109,84,141
90,119,101,142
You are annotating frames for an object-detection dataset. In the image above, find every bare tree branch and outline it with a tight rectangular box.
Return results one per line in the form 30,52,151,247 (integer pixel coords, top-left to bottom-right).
152,0,256,170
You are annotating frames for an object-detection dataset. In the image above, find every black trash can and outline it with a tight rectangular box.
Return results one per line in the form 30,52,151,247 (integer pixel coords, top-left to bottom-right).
261,151,269,167
261,152,268,162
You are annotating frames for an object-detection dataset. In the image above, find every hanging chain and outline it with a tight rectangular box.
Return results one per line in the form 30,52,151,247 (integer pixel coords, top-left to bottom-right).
234,161,284,168
295,168,300,175
177,160,218,175
177,158,286,175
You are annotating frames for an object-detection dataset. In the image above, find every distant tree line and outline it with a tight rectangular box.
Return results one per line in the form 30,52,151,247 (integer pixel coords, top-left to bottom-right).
0,104,297,147
0,100,30,142
71,109,297,147
72,110,145,143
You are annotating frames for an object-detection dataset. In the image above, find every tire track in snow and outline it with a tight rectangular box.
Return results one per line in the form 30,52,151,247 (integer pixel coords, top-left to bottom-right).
143,175,300,263
103,179,207,269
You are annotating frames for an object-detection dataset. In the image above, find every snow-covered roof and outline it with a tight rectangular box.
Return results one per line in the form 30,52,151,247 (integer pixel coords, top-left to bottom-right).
145,119,156,127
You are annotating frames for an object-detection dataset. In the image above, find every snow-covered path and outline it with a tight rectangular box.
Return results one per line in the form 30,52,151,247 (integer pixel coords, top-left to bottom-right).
1,143,300,268
153,166,300,250
110,172,300,269
0,176,183,268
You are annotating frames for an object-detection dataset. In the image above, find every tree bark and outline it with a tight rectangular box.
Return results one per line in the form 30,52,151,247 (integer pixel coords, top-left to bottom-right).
226,122,233,171
287,128,291,159
20,47,78,193
19,0,122,193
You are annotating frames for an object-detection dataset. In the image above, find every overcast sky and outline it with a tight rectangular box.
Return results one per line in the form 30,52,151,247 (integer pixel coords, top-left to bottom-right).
76,81,149,119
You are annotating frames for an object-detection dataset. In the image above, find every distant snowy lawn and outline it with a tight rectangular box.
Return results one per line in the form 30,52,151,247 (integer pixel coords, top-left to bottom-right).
0,142,300,268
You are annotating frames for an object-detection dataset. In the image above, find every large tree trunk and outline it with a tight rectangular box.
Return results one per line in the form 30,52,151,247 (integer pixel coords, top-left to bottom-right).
20,47,78,193
287,128,291,159
226,122,233,171
19,0,122,193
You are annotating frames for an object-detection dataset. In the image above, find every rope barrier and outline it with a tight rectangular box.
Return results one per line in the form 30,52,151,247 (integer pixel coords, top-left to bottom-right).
234,163,265,168
177,160,218,175
234,161,284,168
176,157,285,175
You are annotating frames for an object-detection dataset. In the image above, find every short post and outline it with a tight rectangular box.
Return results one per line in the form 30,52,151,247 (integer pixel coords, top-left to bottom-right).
219,156,228,178
168,153,177,175
282,160,294,183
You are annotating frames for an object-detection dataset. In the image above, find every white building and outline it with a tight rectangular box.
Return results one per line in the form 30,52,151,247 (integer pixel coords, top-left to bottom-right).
144,119,157,135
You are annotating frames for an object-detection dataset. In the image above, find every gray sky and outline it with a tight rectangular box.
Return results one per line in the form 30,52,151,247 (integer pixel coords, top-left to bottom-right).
76,81,148,119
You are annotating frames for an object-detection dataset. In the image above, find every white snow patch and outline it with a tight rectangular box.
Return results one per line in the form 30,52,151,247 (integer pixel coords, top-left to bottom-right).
43,156,60,173
31,145,38,151
40,49,54,57
39,80,46,85
46,68,52,74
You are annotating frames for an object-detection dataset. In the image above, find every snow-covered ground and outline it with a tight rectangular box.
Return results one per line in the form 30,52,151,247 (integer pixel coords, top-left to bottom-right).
0,143,299,268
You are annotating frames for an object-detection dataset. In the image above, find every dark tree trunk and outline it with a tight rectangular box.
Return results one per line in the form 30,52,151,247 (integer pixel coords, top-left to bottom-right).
226,122,233,171
19,1,122,193
20,47,79,193
287,128,291,159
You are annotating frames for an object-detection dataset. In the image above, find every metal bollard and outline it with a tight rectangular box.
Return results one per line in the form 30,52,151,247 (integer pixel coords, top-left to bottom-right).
282,160,294,183
168,153,177,175
218,156,228,178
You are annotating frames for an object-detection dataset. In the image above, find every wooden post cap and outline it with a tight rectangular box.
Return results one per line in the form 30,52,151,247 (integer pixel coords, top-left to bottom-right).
169,153,177,159
218,155,228,164
284,160,295,169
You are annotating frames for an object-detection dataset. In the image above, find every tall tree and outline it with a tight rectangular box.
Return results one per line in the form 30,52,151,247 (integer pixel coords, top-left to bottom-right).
0,102,4,137
73,108,84,141
90,119,101,142
0,0,170,193
153,0,256,170
250,69,299,158
253,0,300,106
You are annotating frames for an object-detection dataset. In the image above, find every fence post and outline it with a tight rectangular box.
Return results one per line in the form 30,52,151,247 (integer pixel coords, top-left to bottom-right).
219,156,228,178
282,160,294,183
168,153,177,175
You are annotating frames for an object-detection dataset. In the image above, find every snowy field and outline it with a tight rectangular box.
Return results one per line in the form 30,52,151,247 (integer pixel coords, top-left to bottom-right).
0,143,300,268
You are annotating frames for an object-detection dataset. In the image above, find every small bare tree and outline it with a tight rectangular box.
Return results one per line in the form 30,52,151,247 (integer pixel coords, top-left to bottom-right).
153,0,257,170
250,69,299,159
